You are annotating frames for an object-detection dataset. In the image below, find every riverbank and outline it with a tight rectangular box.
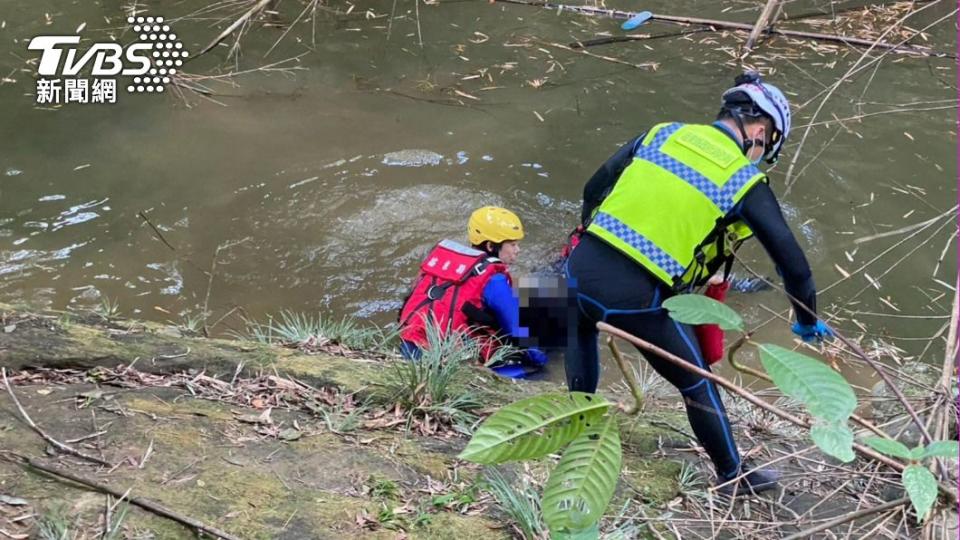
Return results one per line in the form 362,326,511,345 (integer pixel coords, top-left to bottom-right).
0,304,691,539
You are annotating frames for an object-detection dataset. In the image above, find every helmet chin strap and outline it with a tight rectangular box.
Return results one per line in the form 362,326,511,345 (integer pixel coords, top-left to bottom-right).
731,110,765,159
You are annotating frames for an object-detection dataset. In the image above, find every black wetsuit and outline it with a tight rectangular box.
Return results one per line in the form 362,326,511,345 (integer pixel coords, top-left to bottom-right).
565,123,818,480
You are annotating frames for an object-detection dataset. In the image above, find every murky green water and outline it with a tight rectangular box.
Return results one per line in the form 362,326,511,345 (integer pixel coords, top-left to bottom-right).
0,0,955,385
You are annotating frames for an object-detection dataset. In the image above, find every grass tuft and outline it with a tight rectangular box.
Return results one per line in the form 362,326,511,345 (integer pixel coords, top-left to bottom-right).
483,469,546,540
240,311,397,352
95,296,121,320
380,323,492,429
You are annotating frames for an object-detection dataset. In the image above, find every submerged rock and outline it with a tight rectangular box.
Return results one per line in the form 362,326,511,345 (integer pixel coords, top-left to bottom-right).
382,149,444,167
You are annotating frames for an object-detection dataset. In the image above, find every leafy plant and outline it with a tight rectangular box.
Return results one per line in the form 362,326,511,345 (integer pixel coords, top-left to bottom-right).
662,293,743,330
460,293,952,536
484,469,546,540
370,476,400,499
305,388,369,434
667,294,957,523
103,502,130,540
37,505,75,540
664,294,858,463
430,482,480,513
95,296,121,320
175,310,206,334
541,415,621,532
863,438,958,521
241,311,397,352
460,392,617,537
677,460,706,498
381,323,490,429
57,312,73,329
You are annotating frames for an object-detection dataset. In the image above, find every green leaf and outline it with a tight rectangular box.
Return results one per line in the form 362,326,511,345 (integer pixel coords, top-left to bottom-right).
810,421,855,462
863,437,913,460
910,446,926,461
552,523,599,540
542,415,622,534
662,294,744,331
921,440,959,460
458,392,611,465
902,465,938,523
758,344,856,423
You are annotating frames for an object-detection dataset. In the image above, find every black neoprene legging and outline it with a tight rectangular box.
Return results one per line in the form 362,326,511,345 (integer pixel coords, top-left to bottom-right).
565,233,742,478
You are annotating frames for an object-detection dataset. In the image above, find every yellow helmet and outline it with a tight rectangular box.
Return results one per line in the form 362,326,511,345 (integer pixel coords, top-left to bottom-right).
468,206,524,245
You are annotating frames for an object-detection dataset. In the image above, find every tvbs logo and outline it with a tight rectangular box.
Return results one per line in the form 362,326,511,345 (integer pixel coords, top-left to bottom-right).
28,16,188,105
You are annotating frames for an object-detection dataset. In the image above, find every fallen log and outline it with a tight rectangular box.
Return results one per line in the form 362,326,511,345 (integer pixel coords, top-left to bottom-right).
494,0,950,58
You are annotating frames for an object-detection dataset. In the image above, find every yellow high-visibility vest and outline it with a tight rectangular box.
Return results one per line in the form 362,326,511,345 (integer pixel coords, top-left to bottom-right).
587,122,765,288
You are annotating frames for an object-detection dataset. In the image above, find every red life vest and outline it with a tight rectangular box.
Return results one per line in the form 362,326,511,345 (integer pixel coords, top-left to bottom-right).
399,240,511,352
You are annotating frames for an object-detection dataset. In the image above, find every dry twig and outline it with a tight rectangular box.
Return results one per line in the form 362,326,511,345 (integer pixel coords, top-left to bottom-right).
10,455,241,540
2,368,113,467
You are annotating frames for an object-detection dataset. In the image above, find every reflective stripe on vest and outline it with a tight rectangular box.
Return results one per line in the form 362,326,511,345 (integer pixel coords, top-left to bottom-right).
592,212,685,277
588,122,765,286
634,123,760,214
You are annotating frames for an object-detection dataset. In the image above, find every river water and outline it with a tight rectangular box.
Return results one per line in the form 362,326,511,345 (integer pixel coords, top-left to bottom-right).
0,0,955,385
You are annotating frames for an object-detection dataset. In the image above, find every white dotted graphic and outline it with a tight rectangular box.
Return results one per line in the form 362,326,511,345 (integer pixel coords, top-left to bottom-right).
125,15,187,94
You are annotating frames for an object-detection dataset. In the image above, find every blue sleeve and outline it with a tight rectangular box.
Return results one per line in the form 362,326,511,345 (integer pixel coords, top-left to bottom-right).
482,274,521,338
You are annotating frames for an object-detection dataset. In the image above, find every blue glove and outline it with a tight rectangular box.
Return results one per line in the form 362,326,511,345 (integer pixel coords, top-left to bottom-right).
791,321,835,343
524,347,549,367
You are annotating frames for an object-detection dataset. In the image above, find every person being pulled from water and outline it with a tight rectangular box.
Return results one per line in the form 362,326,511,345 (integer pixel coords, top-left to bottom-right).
397,206,549,379
563,72,834,496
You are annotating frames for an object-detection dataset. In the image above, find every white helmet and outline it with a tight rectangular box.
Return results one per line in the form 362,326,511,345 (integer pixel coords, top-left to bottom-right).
721,72,791,163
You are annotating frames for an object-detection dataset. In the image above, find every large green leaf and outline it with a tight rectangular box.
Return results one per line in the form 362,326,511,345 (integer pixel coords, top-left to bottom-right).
921,440,959,460
663,294,744,331
863,437,912,460
458,392,611,465
758,344,856,423
552,524,599,540
542,416,622,534
810,420,855,462
902,465,938,523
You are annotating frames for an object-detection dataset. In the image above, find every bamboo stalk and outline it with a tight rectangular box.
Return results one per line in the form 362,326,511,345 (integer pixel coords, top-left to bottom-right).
743,0,781,56
782,497,909,540
726,335,893,440
493,0,946,57
731,254,936,445
194,0,272,59
596,322,959,505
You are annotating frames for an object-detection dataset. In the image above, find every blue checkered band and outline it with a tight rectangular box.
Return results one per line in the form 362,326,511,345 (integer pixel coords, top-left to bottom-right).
593,212,686,277
648,122,682,148
633,126,761,213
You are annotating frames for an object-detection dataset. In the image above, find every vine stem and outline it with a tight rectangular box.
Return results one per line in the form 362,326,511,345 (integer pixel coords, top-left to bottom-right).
731,253,935,445
606,336,643,415
725,334,892,440
596,322,959,506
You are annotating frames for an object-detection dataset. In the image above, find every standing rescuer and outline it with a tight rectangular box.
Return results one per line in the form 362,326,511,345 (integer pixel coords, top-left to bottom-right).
564,72,834,496
398,206,548,378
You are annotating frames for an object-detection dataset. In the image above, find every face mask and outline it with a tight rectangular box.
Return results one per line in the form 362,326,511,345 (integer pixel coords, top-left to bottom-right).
750,146,764,165
749,131,766,165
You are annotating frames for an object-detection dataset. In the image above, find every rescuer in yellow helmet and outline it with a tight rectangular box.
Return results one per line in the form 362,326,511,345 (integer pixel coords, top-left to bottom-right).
398,207,547,378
